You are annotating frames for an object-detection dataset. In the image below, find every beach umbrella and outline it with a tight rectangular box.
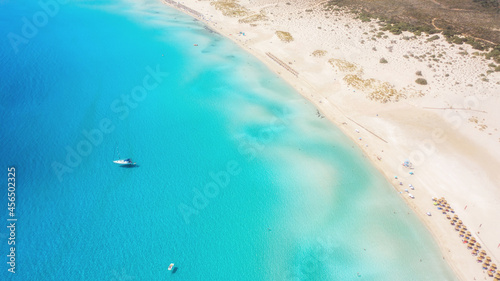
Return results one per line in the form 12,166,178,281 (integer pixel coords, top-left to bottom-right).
476,243,481,248
446,215,451,219
489,271,494,277
466,231,471,235
487,256,492,261
492,263,497,269
462,226,467,231
458,220,463,225
484,263,489,269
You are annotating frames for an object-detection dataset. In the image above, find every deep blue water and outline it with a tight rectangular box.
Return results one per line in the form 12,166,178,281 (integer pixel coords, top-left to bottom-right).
0,0,456,280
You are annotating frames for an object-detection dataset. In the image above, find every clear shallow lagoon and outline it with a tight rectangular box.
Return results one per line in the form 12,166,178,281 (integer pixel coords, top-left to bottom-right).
0,0,456,280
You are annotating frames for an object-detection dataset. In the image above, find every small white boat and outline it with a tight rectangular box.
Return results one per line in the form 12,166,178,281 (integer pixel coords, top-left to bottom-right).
113,158,135,166
113,146,136,166
409,193,415,199
426,212,432,216
168,263,174,271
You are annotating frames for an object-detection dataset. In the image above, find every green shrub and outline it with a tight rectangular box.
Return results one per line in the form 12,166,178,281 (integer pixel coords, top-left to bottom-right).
427,35,440,42
380,58,388,63
472,42,485,51
442,30,456,37
454,36,464,44
415,78,428,85
359,12,372,22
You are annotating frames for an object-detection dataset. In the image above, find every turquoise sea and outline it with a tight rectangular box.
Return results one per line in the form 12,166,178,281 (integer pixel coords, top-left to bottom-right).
0,0,457,280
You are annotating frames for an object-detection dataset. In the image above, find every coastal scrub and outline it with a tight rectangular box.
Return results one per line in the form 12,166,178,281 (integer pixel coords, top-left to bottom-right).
276,31,294,43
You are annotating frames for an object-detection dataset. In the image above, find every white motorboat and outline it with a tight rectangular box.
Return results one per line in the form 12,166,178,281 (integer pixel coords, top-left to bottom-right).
113,158,135,166
113,145,136,166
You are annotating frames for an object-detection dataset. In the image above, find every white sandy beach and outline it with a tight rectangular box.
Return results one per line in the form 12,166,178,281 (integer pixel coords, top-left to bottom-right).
163,0,500,279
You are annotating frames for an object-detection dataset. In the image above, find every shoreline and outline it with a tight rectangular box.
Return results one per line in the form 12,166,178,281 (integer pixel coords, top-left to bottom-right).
162,0,500,280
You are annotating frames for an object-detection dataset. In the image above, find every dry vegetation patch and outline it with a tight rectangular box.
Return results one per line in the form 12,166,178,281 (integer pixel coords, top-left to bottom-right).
276,31,294,43
238,12,268,23
211,0,249,17
328,58,360,73
312,50,328,57
343,74,409,103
